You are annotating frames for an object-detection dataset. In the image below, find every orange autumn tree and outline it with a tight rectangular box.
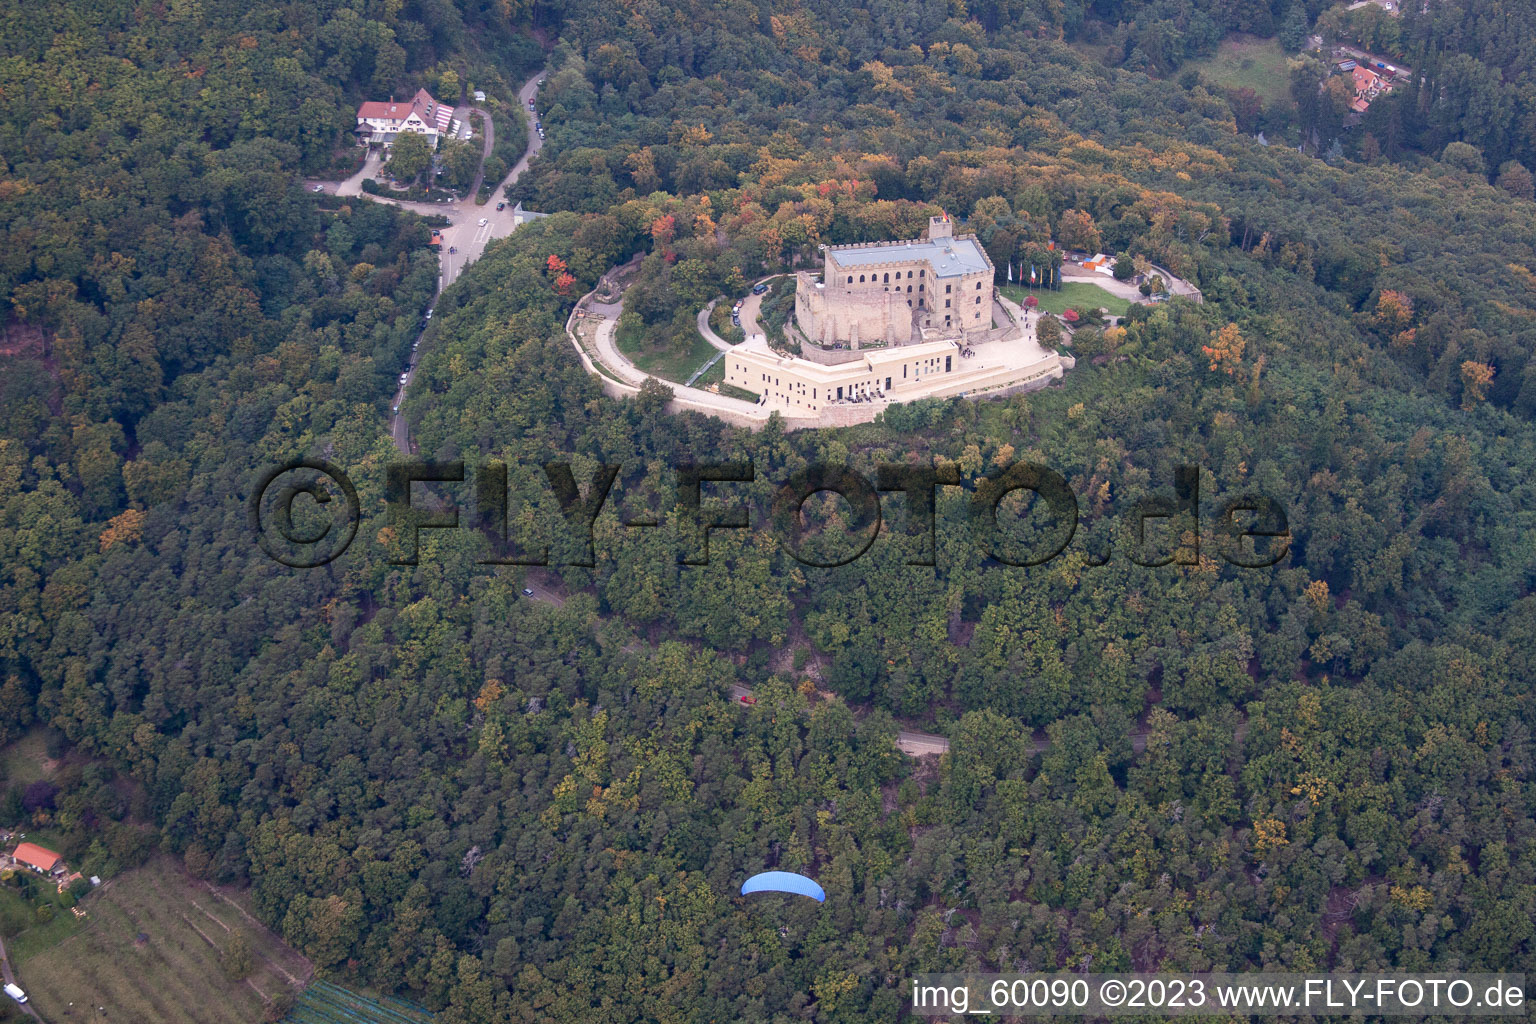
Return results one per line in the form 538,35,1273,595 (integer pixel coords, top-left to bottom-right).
1203,323,1246,374
1460,360,1495,409
546,254,575,295
99,508,145,551
1373,289,1414,332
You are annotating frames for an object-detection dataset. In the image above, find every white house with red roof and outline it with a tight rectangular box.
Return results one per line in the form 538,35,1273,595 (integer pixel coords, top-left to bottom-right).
356,88,455,149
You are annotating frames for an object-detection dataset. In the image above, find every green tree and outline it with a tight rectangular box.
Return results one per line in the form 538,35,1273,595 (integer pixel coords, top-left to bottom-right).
388,132,433,183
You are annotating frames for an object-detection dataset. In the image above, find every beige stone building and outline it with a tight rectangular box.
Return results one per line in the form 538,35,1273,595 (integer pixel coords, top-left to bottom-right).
722,215,1066,420
794,215,995,351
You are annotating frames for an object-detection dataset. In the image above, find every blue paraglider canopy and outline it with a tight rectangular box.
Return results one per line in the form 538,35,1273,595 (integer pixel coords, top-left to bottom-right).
740,871,826,902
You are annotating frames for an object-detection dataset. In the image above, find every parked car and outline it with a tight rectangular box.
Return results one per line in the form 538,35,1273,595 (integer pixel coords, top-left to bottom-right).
496,201,506,210
739,695,756,706
535,121,541,129
752,282,769,295
311,184,324,193
425,308,433,320
522,587,535,596
478,217,488,226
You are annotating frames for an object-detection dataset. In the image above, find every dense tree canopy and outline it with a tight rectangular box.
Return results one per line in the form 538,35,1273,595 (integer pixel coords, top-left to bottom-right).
2,0,1535,1020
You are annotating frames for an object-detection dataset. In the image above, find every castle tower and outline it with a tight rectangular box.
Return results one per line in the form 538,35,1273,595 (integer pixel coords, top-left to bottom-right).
927,214,953,241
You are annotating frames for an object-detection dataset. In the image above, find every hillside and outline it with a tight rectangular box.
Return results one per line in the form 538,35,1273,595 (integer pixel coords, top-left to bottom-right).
1,0,1534,1020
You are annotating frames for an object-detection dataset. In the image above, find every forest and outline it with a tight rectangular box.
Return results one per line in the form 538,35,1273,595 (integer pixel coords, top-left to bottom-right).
1,0,1535,1020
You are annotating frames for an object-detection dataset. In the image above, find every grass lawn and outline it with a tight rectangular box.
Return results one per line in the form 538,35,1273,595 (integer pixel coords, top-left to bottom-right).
1000,282,1133,317
14,856,310,1024
616,318,719,384
1200,34,1294,106
1,730,57,789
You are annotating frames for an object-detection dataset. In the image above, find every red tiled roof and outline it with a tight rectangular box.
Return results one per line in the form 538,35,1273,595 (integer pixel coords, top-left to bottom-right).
357,89,454,132
13,842,62,872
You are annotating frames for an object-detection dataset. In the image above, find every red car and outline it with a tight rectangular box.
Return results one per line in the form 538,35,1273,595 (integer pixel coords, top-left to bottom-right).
739,695,756,706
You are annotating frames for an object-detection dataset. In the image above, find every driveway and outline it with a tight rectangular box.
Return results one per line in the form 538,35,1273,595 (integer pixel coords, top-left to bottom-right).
696,300,733,352
0,934,42,1021
318,69,546,453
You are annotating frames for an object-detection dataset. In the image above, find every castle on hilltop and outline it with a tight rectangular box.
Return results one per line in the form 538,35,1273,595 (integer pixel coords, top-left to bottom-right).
795,215,997,354
720,216,1065,422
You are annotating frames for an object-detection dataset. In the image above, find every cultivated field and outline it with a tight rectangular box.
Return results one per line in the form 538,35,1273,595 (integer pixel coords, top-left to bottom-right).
16,857,311,1024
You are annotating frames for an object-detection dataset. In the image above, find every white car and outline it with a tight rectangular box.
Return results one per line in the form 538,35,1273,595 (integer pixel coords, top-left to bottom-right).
478,217,488,226
311,184,324,193
425,308,433,320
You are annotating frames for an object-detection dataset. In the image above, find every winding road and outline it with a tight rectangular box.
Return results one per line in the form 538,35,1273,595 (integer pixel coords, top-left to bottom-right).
311,71,547,454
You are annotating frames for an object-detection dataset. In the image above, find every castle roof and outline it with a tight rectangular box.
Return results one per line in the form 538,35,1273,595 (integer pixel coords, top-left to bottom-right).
828,235,991,278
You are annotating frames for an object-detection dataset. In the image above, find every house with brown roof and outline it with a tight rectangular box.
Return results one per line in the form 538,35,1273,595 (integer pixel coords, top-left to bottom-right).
12,841,64,875
356,88,455,149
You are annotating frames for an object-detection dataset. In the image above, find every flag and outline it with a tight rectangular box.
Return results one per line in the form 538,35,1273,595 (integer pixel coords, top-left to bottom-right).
1031,265,1038,283
1007,262,1013,282
1048,240,1055,251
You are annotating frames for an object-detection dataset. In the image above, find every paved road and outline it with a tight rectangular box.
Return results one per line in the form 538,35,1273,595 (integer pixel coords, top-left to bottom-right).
0,934,43,1021
312,70,546,454
696,300,732,352
737,276,781,342
1060,262,1201,305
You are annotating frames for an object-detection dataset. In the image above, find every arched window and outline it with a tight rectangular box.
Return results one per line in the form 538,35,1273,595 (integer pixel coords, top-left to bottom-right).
859,275,866,282
883,273,889,283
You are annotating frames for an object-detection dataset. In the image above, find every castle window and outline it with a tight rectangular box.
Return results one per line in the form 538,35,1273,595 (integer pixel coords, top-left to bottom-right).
919,270,925,277
847,276,853,284
859,275,865,282
946,284,952,293
883,273,889,283
976,282,982,290
945,299,950,307
907,285,912,292
946,356,952,372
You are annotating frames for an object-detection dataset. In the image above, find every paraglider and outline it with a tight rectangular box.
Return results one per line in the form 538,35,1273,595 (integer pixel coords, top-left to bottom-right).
740,871,826,902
